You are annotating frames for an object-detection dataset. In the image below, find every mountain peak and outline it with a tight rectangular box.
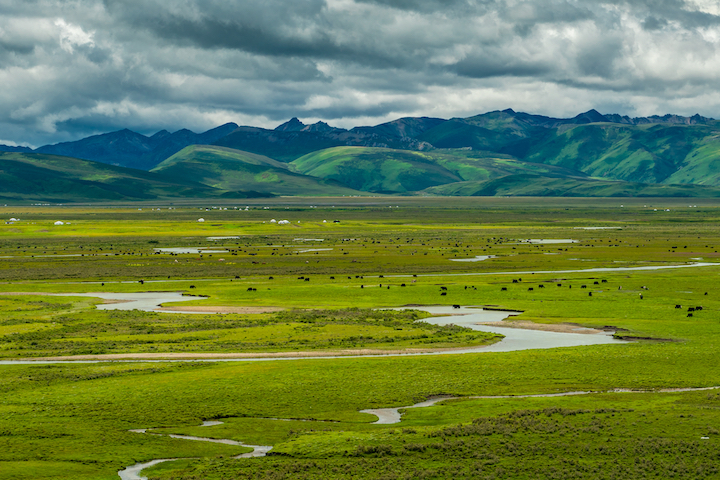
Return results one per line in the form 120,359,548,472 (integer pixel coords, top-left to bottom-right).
275,117,305,132
302,121,345,133
572,109,608,124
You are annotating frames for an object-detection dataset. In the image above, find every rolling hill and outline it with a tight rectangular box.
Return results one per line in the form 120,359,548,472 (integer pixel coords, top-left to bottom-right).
0,152,218,202
212,119,432,163
6,108,720,200
151,145,363,196
422,174,720,197
516,123,720,185
35,123,239,170
290,146,586,193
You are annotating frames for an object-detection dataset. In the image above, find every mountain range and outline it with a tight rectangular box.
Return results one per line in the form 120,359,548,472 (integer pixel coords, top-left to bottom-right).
3,109,720,201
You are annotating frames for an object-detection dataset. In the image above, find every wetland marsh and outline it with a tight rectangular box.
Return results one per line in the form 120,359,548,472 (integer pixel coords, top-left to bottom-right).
1,197,720,479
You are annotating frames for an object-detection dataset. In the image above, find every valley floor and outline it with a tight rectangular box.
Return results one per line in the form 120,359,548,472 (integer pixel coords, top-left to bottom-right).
1,197,719,479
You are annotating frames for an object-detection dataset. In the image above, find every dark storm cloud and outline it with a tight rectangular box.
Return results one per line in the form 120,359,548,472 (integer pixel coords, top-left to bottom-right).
642,16,669,31
450,55,553,79
353,0,480,14
1,0,720,146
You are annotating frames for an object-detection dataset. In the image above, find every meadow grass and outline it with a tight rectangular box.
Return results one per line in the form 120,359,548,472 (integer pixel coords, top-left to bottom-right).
1,199,720,479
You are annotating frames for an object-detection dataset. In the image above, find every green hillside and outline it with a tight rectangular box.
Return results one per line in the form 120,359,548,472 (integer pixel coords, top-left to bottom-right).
0,152,215,201
519,123,720,185
151,145,362,196
290,146,584,193
422,173,720,197
8,111,720,200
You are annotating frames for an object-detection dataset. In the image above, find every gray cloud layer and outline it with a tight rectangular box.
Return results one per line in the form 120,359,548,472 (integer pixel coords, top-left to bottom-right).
1,0,720,145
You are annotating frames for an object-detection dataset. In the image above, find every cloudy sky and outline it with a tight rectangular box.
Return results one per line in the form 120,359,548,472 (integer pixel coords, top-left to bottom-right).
2,0,720,146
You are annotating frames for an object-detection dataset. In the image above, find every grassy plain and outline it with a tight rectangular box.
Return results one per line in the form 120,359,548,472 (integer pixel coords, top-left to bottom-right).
1,198,720,479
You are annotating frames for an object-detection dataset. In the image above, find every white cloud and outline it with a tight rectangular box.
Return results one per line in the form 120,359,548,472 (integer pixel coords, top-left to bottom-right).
0,0,719,146
54,18,94,53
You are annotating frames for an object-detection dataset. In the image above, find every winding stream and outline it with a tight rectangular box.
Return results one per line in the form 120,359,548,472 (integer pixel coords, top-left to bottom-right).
0,281,700,478
53,291,209,312
119,383,720,478
0,302,626,365
359,386,720,424
120,421,272,480
401,305,622,353
1,258,714,477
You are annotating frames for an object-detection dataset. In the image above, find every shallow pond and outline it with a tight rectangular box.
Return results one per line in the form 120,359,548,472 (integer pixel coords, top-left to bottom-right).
512,239,578,244
449,255,496,262
154,247,229,254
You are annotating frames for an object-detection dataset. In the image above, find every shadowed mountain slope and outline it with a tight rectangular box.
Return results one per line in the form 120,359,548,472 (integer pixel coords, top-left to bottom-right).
8,109,720,199
213,122,431,163
0,152,217,201
36,123,239,170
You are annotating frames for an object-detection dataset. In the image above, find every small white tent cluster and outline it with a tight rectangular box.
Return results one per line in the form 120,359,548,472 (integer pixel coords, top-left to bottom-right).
277,220,291,225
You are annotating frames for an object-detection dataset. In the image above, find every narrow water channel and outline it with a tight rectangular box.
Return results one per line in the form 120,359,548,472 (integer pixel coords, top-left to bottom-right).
119,422,273,480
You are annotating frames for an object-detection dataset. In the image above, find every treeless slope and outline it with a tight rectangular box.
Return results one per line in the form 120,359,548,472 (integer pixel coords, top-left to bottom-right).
152,145,362,196
0,151,216,201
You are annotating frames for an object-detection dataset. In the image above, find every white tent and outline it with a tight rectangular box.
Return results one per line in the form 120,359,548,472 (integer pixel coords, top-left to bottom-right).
54,221,64,225
278,220,290,225
197,218,205,222
270,219,277,223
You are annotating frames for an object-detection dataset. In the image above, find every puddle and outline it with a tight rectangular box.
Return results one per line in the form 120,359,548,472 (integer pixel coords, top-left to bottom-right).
295,248,333,253
450,255,496,262
513,239,578,244
201,420,224,427
207,236,241,241
574,227,622,230
154,248,228,254
294,238,324,242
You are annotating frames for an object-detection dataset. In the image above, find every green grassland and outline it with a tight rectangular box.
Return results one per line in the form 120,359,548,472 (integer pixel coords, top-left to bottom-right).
1,199,720,479
0,301,500,358
9,111,720,203
147,391,720,479
0,152,217,202
152,145,362,196
422,173,720,197
521,123,720,185
290,146,582,193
